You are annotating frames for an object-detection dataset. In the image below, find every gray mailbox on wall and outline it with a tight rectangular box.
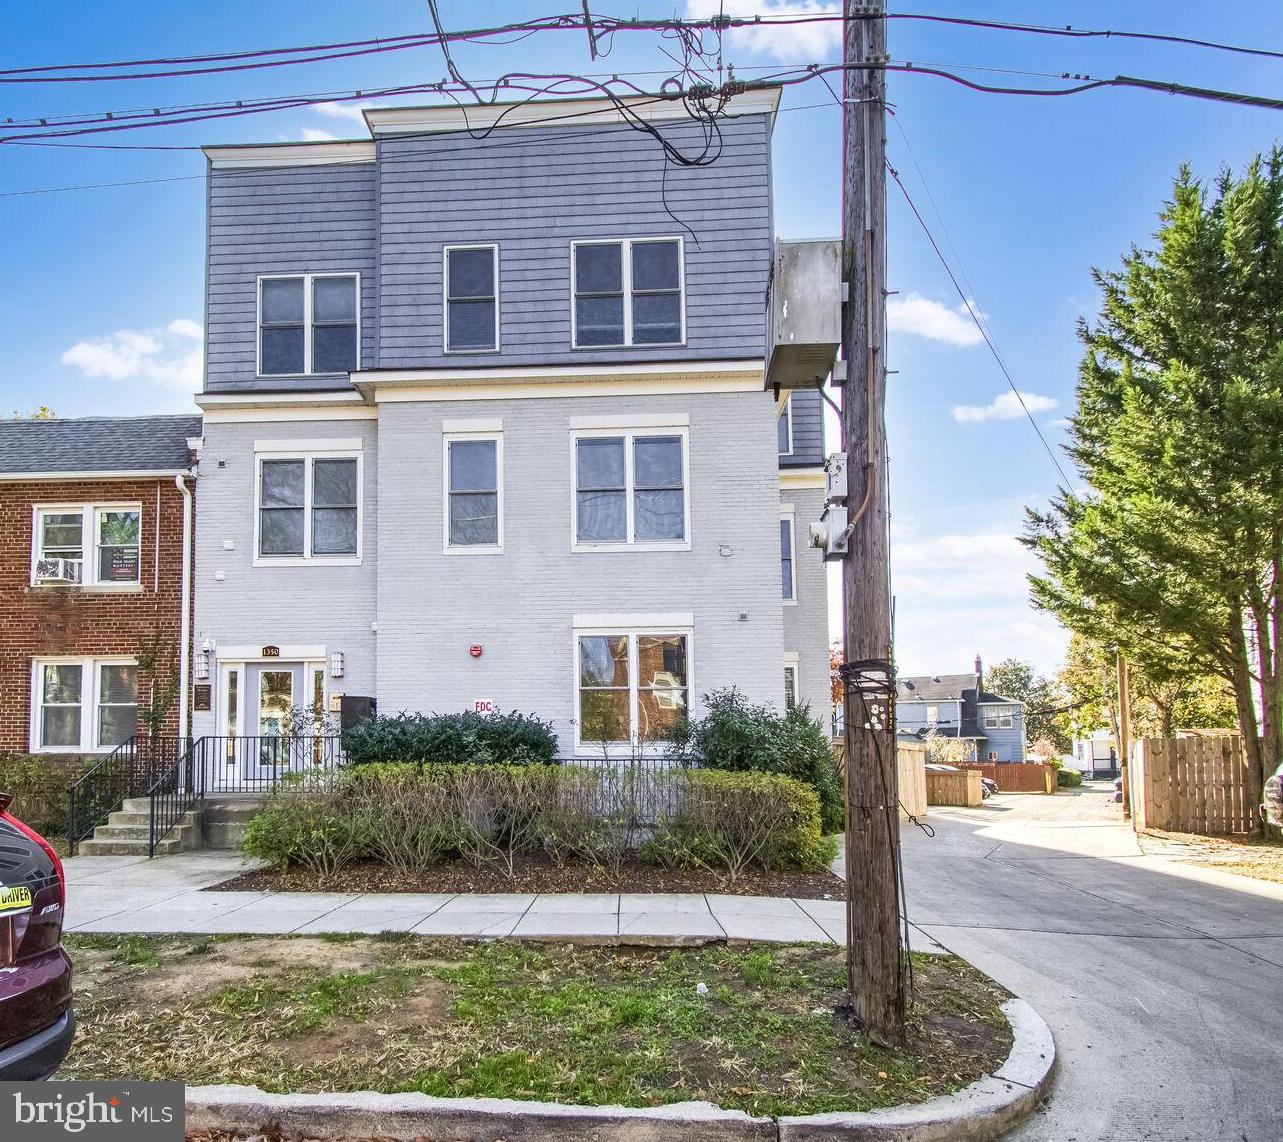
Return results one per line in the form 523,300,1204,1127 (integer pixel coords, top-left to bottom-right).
765,238,843,390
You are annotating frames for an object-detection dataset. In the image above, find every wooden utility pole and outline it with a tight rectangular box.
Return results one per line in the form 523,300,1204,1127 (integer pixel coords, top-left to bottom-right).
1117,652,1132,820
840,0,904,1045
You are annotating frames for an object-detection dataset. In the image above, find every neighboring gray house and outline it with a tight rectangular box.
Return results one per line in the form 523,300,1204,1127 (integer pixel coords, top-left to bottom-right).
189,91,831,769
897,657,1027,763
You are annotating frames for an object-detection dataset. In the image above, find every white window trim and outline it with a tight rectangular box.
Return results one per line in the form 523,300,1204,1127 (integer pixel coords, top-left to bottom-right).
252,450,363,566
573,625,694,755
780,511,797,603
570,236,686,349
778,395,794,456
443,243,500,354
981,704,1016,730
442,431,504,555
571,426,691,552
30,502,144,591
29,656,138,754
256,271,362,378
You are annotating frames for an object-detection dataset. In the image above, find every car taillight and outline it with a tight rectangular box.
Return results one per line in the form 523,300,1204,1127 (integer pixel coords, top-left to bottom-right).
1,810,65,911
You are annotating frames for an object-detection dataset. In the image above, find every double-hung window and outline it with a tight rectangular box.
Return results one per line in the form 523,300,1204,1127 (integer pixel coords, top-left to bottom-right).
444,433,503,551
783,663,799,710
780,516,796,601
983,706,1015,730
33,505,141,587
256,452,360,562
574,430,687,548
576,630,690,747
32,659,137,752
572,238,684,347
444,245,499,352
259,273,359,376
778,396,793,455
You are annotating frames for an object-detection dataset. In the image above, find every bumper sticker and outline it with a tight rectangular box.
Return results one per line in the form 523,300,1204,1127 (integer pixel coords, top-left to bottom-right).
0,886,33,914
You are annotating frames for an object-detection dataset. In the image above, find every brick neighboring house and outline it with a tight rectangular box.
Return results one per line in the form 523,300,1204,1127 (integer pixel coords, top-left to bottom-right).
0,415,200,760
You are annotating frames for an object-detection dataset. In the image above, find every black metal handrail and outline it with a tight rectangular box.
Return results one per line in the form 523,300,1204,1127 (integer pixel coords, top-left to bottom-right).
201,735,344,795
66,735,189,854
148,737,206,857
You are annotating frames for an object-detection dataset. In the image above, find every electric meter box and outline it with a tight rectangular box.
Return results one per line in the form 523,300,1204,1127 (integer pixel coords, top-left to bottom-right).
825,451,849,506
765,238,843,390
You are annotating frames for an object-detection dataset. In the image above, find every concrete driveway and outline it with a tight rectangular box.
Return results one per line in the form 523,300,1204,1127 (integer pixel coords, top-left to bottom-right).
899,783,1283,1141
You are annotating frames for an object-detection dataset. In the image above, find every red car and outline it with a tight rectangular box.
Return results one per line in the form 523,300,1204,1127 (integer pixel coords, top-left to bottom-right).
0,793,74,1079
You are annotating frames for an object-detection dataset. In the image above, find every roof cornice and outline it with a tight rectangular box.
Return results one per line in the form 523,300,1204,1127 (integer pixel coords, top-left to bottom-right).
203,140,375,169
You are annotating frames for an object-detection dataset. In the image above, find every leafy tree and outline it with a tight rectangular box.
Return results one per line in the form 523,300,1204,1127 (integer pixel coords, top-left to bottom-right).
984,657,1070,752
923,729,974,765
1024,151,1283,790
9,406,55,419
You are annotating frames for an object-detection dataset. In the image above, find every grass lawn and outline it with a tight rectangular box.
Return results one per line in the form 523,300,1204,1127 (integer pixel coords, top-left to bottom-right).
64,934,1011,1119
1142,828,1283,884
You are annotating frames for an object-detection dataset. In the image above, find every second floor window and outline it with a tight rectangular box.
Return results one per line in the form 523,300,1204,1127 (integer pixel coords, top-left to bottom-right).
445,245,499,352
574,431,687,547
983,706,1016,730
257,454,359,561
572,238,683,348
34,505,141,587
445,435,502,550
259,273,359,376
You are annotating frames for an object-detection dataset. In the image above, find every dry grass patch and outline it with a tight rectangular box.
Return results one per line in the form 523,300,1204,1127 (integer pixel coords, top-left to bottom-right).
1142,829,1283,884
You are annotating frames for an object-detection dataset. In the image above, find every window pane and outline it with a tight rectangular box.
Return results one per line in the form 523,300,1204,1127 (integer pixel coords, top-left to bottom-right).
638,687,687,740
313,458,357,507
97,511,139,547
100,664,137,704
449,493,499,545
312,508,358,554
98,705,137,749
632,240,680,291
576,437,625,490
43,664,81,705
260,509,304,555
579,635,630,687
778,406,791,453
261,278,304,323
98,510,141,583
634,436,682,488
784,669,797,710
575,243,622,293
449,440,496,493
261,460,305,508
638,634,686,688
780,519,794,598
634,489,684,541
41,707,81,749
579,688,631,743
312,276,356,322
632,292,681,344
448,248,495,298
448,300,496,351
261,325,305,375
575,296,625,346
577,491,626,542
312,323,357,373
42,512,83,554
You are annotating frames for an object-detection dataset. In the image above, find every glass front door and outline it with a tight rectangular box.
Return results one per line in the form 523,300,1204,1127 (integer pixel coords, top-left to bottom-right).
249,662,305,770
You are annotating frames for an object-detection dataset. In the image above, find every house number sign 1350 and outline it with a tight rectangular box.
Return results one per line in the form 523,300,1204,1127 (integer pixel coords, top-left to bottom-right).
261,646,280,658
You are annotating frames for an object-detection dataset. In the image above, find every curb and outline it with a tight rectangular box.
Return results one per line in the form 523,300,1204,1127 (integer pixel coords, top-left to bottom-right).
186,998,1054,1142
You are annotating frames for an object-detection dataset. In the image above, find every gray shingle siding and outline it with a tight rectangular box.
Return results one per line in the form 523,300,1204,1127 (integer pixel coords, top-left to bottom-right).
780,388,825,468
0,415,201,474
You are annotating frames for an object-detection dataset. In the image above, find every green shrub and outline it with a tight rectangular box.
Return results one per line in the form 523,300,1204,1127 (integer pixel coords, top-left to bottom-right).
0,754,87,835
340,763,460,872
241,776,361,875
645,769,837,882
667,689,844,833
1056,767,1084,788
341,711,557,768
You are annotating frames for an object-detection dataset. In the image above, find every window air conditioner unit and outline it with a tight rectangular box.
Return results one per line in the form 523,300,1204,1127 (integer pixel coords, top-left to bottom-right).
35,558,82,584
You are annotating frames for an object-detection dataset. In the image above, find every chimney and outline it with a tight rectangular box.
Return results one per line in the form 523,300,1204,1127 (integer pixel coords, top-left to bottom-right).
974,654,983,683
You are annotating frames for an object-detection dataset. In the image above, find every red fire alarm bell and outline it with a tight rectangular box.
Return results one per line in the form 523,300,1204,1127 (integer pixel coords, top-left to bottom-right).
469,644,483,658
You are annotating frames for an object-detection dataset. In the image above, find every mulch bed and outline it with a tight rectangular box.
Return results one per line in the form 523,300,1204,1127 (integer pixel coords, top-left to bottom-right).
209,856,844,899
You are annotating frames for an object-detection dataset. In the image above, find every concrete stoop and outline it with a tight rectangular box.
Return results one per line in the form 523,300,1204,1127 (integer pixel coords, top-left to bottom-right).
77,797,203,857
201,798,265,850
186,999,1055,1141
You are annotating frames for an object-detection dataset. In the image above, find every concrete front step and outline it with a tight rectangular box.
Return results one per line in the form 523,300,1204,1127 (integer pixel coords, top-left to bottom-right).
77,833,186,857
78,810,202,857
203,799,265,850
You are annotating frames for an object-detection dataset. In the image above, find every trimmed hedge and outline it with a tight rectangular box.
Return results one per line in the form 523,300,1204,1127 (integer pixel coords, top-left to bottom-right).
1056,767,1084,788
341,710,558,768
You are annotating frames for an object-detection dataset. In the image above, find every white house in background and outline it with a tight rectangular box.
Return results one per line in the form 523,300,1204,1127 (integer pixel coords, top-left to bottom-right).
1070,730,1119,778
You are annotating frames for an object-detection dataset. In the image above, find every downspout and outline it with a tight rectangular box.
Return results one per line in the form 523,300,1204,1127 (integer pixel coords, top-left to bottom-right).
175,472,194,742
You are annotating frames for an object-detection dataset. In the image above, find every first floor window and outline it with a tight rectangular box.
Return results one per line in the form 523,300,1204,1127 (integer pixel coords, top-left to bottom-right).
445,245,498,352
34,504,141,587
259,273,359,376
446,435,502,548
574,431,686,546
780,517,795,599
784,664,798,710
577,631,689,745
34,660,137,751
258,454,359,560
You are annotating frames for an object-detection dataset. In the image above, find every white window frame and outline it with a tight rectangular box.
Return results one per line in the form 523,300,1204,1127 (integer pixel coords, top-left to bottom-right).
256,272,361,378
982,705,1015,730
30,503,143,590
442,431,504,554
570,236,686,349
443,244,500,354
780,509,797,603
783,658,799,711
571,426,691,552
252,450,363,566
573,625,693,755
29,656,138,754
778,395,794,456
926,705,939,725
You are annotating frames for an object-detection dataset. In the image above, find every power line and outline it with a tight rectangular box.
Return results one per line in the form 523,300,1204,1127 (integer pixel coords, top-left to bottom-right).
0,172,203,198
886,160,1074,488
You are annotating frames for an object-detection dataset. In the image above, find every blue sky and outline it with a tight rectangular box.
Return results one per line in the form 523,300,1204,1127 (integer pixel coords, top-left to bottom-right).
4,2,1283,677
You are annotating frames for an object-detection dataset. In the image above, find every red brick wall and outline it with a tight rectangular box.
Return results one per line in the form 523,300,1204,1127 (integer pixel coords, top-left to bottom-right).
0,477,192,754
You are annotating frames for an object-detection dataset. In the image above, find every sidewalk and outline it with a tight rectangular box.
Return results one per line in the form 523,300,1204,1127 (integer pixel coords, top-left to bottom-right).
62,852,946,950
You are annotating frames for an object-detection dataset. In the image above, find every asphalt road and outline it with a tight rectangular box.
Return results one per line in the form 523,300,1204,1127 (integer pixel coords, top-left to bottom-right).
895,783,1283,1142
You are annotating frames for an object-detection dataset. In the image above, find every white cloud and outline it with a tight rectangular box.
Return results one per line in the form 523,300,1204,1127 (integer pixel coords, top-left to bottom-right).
313,101,369,122
684,1,840,63
299,127,338,142
952,391,1058,423
887,292,983,347
61,320,203,392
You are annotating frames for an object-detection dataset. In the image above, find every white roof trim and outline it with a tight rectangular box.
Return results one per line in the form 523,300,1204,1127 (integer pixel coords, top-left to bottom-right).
203,140,375,168
779,468,826,489
196,390,368,409
354,359,763,388
0,469,190,482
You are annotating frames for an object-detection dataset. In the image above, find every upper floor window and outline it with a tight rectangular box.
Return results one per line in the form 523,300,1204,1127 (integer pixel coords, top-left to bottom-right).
926,705,939,725
780,516,796,601
259,273,359,376
256,453,360,562
32,658,137,752
33,505,141,588
778,397,793,455
574,430,687,549
983,705,1015,730
445,433,503,551
444,245,499,353
572,238,684,348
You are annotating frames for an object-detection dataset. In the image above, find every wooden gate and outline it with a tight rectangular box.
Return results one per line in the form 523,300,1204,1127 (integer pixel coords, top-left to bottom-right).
1131,735,1261,836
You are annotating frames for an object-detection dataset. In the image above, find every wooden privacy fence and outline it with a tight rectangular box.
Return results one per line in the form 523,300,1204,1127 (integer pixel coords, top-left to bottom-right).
961,762,1056,794
925,768,983,808
1131,735,1262,836
830,737,929,821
